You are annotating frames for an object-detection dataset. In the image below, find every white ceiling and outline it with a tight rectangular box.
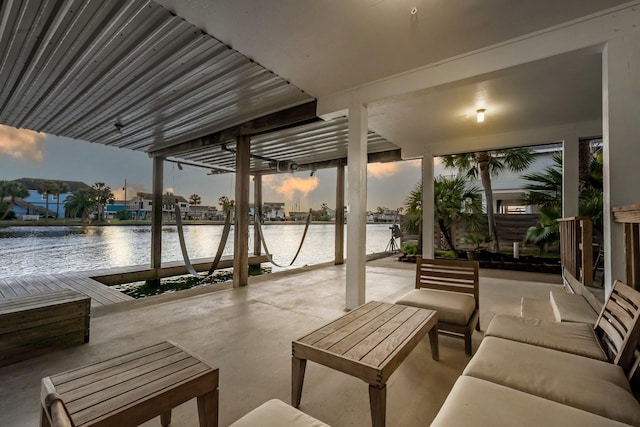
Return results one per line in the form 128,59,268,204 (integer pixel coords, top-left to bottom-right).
155,0,631,156
155,0,621,97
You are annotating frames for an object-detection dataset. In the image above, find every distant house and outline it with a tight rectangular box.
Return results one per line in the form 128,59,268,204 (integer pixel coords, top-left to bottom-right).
105,200,127,219
367,209,399,223
248,202,286,220
188,205,218,220
127,193,189,220
11,178,92,219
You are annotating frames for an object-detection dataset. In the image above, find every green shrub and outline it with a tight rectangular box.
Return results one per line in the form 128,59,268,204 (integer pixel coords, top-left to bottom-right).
402,243,419,255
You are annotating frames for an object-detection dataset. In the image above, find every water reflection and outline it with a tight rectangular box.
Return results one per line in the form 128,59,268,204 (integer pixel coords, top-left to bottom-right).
0,224,394,279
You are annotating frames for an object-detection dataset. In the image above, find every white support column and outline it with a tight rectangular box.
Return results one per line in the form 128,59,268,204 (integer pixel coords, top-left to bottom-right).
603,31,640,295
562,135,580,218
346,99,368,309
422,156,435,258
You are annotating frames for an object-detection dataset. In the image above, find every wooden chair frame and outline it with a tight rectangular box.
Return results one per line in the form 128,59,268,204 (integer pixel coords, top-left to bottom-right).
597,280,640,375
414,257,480,355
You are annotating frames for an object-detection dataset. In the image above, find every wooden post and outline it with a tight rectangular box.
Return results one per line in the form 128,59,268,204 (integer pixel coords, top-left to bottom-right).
335,163,345,265
234,135,250,287
150,156,163,286
252,173,262,269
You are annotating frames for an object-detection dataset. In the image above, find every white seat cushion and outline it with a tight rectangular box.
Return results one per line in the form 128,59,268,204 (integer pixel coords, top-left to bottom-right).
463,337,640,426
395,289,475,325
431,376,631,427
550,290,599,324
485,315,608,361
229,399,331,427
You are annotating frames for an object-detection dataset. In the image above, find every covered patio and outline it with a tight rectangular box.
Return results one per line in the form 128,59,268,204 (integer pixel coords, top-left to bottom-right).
0,257,563,426
1,1,640,425
1,1,639,305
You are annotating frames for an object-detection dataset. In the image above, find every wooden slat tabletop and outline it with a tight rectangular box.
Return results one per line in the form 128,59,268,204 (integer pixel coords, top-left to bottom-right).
46,341,218,427
293,301,437,386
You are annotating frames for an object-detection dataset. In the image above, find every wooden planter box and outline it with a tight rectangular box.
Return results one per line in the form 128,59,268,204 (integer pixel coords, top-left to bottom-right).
0,289,90,367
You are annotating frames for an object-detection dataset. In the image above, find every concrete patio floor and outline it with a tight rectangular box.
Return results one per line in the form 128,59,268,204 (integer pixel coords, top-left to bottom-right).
0,256,563,426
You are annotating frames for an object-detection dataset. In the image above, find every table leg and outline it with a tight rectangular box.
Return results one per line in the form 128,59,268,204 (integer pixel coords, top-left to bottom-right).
368,384,387,427
160,410,171,427
428,326,439,361
197,388,219,427
292,356,307,408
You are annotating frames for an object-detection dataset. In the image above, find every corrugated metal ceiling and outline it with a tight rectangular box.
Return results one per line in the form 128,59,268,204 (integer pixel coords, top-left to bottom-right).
0,0,399,173
172,117,400,174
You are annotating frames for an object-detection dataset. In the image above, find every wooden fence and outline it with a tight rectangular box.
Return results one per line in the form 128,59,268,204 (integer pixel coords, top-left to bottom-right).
558,216,593,290
435,214,542,251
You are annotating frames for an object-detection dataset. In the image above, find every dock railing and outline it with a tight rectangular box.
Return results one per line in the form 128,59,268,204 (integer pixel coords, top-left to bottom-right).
558,216,593,290
612,204,640,290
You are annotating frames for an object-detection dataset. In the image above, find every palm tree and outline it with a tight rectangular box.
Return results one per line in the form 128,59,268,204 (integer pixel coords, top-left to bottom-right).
522,154,563,208
522,150,603,251
434,176,483,251
189,194,202,206
402,183,422,236
441,148,534,251
64,189,97,223
0,181,29,220
218,196,234,213
403,178,482,252
92,182,114,221
51,181,70,219
37,180,56,222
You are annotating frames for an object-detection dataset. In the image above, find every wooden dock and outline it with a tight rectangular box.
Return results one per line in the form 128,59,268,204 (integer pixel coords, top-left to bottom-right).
0,255,270,308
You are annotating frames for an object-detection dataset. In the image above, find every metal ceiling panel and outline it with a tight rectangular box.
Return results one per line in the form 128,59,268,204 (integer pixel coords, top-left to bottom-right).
168,117,400,174
0,0,400,175
0,0,312,151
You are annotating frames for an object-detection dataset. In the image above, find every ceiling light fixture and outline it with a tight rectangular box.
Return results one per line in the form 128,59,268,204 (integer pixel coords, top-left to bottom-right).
411,7,418,15
114,121,124,133
476,109,486,123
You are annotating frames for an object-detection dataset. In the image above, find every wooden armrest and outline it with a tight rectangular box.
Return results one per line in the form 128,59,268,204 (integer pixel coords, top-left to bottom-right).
45,393,73,427
42,377,73,427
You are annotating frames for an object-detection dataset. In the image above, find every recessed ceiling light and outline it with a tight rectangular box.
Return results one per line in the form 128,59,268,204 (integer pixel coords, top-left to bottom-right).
411,7,418,15
476,109,486,123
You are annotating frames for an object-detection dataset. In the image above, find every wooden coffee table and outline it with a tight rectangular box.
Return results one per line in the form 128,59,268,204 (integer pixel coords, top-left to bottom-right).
292,301,438,427
41,340,218,427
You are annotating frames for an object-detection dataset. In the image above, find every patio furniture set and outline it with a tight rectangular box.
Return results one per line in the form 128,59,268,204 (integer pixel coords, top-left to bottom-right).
27,257,640,426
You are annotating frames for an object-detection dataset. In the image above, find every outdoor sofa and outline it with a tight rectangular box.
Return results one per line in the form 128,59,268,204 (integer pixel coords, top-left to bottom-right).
431,280,640,426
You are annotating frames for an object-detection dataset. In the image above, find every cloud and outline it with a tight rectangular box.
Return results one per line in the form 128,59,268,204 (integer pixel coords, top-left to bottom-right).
112,183,149,200
264,175,319,199
367,162,400,179
0,125,46,162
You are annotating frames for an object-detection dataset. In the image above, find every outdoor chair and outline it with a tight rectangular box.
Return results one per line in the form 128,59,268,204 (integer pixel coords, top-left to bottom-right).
485,280,640,376
395,257,480,355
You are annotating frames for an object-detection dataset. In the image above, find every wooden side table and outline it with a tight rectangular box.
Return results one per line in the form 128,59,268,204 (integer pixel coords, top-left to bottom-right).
292,301,438,427
41,340,218,427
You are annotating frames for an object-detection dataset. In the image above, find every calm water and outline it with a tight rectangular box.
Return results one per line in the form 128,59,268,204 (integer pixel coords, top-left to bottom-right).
0,224,396,279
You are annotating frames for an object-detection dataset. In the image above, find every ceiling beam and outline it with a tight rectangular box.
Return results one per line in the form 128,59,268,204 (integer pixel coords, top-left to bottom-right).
149,100,318,158
253,149,402,175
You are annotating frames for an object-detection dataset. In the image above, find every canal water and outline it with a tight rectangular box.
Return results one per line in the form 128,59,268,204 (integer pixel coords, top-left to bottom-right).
0,223,397,279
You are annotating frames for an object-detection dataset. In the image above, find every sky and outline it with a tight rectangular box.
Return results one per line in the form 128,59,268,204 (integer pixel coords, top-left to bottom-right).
0,124,429,212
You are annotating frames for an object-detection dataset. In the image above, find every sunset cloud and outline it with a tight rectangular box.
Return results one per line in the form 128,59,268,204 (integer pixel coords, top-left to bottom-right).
367,162,400,179
0,125,46,162
264,175,319,199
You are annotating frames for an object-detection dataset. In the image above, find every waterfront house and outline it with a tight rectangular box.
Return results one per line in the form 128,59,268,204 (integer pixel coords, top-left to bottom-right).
127,192,189,220
11,178,91,219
